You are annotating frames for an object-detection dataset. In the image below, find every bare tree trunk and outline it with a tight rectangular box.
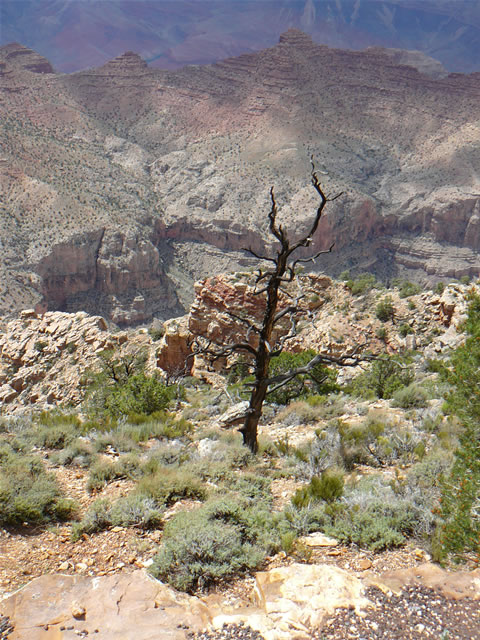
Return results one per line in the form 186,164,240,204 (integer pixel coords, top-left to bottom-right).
240,251,288,452
190,162,364,455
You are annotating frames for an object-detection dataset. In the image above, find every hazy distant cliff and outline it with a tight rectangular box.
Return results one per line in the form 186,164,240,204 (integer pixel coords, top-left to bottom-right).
1,32,480,324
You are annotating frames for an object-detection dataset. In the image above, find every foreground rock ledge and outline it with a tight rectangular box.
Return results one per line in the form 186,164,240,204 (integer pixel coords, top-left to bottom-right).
2,563,480,640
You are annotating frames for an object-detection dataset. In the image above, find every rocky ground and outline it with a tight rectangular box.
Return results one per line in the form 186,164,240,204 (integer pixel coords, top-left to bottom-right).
0,279,479,638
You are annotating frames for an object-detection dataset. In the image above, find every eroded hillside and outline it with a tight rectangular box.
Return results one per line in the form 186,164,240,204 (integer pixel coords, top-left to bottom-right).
1,33,480,323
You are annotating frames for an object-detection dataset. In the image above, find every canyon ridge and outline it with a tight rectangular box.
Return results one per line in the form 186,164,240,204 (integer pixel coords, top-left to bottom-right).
1,29,480,325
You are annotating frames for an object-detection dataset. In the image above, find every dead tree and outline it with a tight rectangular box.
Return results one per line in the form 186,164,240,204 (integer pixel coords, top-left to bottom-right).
193,161,367,453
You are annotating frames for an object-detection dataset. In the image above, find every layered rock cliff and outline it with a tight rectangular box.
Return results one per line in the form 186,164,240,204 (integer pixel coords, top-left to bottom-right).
1,32,480,324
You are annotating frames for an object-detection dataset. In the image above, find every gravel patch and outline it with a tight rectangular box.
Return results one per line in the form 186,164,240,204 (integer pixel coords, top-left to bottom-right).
188,622,266,640
316,585,480,640
0,615,13,640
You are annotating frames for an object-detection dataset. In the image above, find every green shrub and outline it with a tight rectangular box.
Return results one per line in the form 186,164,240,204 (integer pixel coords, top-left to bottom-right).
137,467,207,507
283,476,422,552
280,503,330,536
86,349,177,419
93,432,139,454
346,273,377,296
225,473,272,505
51,439,94,468
86,455,140,493
38,411,82,428
375,297,394,322
376,327,387,341
72,495,163,540
349,356,414,399
33,423,78,449
34,340,48,353
86,459,118,493
71,498,111,540
327,503,410,551
326,477,420,551
0,451,76,525
110,494,163,528
396,281,421,298
266,350,338,405
399,323,413,338
425,358,446,374
292,470,344,507
150,497,278,592
392,384,428,409
104,374,176,418
148,326,165,341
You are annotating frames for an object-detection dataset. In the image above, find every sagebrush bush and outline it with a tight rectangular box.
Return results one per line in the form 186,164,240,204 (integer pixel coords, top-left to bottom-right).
86,455,139,493
0,450,76,525
292,427,342,478
137,467,207,506
327,503,411,551
51,439,94,468
328,477,421,550
72,495,163,540
339,416,425,468
33,423,78,449
280,503,330,536
71,498,111,540
392,384,428,409
150,497,279,592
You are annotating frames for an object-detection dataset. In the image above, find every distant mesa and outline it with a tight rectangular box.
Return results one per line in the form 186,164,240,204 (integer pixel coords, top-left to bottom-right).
1,42,55,74
100,50,148,72
279,29,315,47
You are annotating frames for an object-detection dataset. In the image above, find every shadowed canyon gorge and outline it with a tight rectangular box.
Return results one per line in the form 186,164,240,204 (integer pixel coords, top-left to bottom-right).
1,29,480,324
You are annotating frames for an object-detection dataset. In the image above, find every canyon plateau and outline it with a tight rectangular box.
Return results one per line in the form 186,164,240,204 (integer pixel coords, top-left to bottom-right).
1,30,480,325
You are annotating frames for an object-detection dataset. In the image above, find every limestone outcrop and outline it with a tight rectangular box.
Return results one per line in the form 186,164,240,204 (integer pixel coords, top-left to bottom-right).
155,274,475,380
0,310,154,413
2,563,479,640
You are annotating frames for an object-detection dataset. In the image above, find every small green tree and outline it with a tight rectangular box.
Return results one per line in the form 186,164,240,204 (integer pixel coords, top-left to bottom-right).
375,297,395,322
436,294,480,561
86,349,176,419
350,355,413,399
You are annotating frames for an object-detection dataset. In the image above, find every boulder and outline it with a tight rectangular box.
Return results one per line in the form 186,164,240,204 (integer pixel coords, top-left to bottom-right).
215,401,250,428
368,562,480,600
2,570,211,640
253,563,370,634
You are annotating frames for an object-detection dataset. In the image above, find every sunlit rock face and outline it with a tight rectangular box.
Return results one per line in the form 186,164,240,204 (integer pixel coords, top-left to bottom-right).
1,29,480,324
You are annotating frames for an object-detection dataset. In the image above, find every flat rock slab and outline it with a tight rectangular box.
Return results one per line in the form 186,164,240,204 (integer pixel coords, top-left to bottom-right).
3,562,480,640
367,562,480,600
1,570,210,640
298,533,339,548
251,563,370,637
